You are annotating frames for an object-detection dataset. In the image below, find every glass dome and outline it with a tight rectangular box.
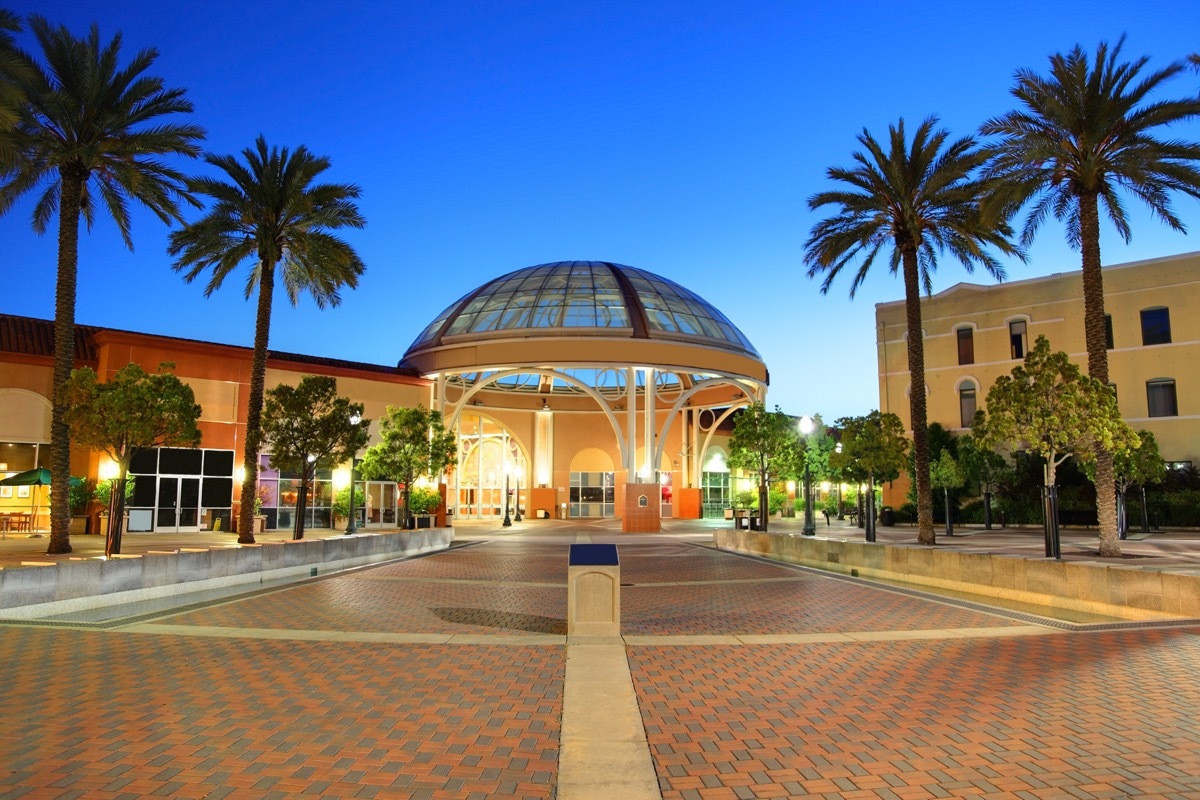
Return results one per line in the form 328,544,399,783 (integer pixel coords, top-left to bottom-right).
406,261,760,359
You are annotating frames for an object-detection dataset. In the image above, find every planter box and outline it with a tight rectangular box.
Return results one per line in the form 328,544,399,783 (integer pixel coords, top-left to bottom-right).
69,516,89,535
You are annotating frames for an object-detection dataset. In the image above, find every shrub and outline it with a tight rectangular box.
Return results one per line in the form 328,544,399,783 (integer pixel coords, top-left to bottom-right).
408,486,442,515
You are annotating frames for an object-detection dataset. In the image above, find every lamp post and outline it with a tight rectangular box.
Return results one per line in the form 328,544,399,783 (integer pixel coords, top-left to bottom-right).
345,412,361,535
502,462,512,527
514,468,522,522
834,442,844,519
799,415,816,536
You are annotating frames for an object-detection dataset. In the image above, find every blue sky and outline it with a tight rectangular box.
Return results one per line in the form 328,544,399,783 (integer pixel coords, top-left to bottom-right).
4,0,1199,419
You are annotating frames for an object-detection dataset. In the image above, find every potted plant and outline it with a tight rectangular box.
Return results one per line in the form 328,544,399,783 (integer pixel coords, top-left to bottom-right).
253,484,271,533
69,478,94,534
408,486,441,528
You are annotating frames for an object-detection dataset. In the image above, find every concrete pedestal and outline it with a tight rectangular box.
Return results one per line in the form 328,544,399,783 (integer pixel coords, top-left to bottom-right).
567,543,620,637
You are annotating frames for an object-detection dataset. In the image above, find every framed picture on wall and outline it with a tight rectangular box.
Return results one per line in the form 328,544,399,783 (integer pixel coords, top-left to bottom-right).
0,486,11,498
17,486,30,498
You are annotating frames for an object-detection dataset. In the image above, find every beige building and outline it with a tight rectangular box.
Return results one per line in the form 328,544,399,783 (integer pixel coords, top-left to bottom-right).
875,251,1200,505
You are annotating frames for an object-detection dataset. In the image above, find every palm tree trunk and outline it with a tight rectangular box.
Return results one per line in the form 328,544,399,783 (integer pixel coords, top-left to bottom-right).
237,259,275,544
901,248,935,545
47,167,87,555
1079,193,1120,556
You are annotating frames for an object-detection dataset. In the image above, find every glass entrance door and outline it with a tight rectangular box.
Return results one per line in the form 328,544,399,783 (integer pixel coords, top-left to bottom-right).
157,476,200,532
365,481,397,528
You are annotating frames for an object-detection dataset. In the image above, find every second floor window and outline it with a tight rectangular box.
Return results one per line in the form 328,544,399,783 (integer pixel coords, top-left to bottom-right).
956,327,974,365
1009,320,1027,359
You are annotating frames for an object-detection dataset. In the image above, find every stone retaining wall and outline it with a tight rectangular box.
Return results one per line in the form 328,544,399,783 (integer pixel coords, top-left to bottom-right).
715,529,1200,621
0,529,454,620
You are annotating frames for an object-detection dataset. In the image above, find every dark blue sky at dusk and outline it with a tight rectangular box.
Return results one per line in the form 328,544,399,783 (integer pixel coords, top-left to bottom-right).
3,0,1199,419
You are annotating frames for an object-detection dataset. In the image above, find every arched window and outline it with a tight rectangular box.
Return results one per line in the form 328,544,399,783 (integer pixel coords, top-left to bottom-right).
958,380,977,428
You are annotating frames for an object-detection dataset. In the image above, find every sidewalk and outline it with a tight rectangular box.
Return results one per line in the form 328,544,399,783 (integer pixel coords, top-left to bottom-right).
0,520,1197,799
3,515,1199,571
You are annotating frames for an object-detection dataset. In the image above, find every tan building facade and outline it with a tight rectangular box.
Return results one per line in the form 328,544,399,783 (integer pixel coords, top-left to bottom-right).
875,251,1200,505
0,261,761,534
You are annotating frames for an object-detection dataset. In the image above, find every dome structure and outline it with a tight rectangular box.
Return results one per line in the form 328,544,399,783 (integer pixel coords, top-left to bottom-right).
402,261,767,393
401,261,770,531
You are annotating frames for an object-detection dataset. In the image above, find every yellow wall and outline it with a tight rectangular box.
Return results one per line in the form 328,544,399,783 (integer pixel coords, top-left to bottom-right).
876,251,1200,505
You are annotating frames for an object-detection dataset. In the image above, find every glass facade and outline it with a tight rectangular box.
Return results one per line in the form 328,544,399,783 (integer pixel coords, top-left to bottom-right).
570,471,614,518
127,447,235,532
701,471,730,519
258,454,333,530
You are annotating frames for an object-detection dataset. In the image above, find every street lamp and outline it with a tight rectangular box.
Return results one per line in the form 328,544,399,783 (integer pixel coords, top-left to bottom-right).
834,442,844,519
514,466,523,522
502,461,512,527
799,415,816,536
345,412,361,535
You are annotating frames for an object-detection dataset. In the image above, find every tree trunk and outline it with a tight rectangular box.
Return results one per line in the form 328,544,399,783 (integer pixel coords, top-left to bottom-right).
237,259,276,544
865,475,876,542
944,487,953,536
901,248,935,545
48,167,87,555
1079,193,1120,556
758,481,768,533
293,467,308,540
106,474,128,557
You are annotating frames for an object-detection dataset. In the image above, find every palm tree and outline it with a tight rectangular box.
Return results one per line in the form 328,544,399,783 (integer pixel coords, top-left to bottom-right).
805,116,1020,546
982,38,1200,557
0,9,28,163
168,136,366,544
0,17,203,554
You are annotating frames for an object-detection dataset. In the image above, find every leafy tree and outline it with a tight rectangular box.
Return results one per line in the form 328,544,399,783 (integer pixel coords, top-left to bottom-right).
958,428,1009,529
169,136,366,544
357,405,457,530
975,336,1138,556
929,449,965,535
829,411,909,542
1083,429,1166,536
728,403,800,533
60,362,201,556
260,376,368,541
982,38,1200,555
0,17,203,553
805,116,1021,547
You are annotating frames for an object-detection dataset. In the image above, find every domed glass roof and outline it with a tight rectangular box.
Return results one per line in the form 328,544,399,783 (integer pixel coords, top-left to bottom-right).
406,261,760,359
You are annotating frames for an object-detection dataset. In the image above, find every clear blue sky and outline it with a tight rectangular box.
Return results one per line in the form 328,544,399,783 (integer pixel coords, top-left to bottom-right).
4,0,1199,420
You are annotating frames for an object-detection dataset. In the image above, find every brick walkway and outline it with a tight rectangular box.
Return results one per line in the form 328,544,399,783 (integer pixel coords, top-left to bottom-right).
2,521,1198,799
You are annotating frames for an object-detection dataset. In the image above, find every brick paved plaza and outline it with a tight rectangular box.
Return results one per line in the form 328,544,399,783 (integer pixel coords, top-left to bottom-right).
2,521,1199,799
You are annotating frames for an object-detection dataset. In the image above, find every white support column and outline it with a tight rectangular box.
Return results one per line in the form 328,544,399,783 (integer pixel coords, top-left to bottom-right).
476,414,484,519
625,367,637,480
643,368,654,479
692,409,702,486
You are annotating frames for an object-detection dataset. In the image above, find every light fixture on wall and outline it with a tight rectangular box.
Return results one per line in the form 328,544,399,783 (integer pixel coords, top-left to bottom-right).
542,399,549,411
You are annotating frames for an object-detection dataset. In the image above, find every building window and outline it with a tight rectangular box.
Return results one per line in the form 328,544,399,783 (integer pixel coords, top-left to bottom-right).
959,382,977,428
1141,307,1171,346
956,327,974,365
1146,379,1178,418
1009,320,1027,359
1105,314,1113,349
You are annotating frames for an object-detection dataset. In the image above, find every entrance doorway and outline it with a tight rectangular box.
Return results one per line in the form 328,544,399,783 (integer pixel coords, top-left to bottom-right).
365,481,398,528
157,476,201,532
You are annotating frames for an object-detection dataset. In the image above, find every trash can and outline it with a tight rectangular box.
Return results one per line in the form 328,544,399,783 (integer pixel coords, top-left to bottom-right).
749,516,760,531
737,515,750,530
567,543,620,637
880,507,895,526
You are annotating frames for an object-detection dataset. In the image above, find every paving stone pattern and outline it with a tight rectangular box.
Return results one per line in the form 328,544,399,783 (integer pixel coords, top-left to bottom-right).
630,631,1200,799
2,531,1199,799
0,629,562,799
